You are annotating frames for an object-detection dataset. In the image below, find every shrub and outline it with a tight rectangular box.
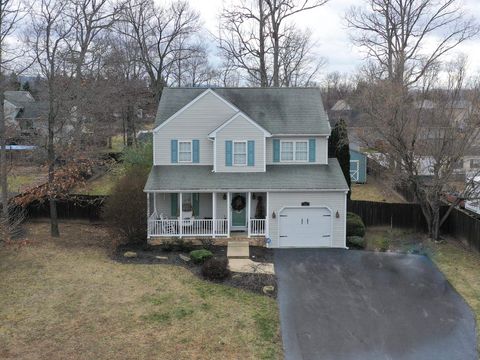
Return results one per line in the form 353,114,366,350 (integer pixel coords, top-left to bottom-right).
378,237,390,252
201,257,230,281
347,236,366,249
160,239,175,252
347,212,366,237
103,165,149,245
190,249,213,264
175,239,194,252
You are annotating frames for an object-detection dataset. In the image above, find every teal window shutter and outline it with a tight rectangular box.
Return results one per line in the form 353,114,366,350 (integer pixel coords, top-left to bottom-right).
192,193,200,216
171,193,178,217
309,138,316,162
273,139,280,162
248,140,255,166
171,140,178,163
225,140,232,166
192,140,200,163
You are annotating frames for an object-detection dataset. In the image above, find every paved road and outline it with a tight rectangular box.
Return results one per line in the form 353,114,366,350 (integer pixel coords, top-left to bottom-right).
275,249,477,360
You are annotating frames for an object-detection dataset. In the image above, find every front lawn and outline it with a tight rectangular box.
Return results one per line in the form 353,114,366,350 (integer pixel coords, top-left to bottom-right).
0,222,282,360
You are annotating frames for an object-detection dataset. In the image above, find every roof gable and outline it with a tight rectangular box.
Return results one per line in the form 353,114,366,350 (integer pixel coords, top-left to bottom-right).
155,87,331,135
209,112,272,138
153,88,239,133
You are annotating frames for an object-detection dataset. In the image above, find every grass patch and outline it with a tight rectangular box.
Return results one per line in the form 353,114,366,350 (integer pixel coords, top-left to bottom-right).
351,177,405,203
73,166,124,196
427,240,480,353
0,221,282,359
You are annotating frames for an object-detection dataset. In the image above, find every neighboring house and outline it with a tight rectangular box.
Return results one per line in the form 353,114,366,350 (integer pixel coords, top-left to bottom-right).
144,88,349,248
350,148,367,183
4,90,48,143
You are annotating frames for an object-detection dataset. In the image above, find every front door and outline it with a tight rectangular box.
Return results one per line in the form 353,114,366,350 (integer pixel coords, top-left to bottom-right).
231,193,247,230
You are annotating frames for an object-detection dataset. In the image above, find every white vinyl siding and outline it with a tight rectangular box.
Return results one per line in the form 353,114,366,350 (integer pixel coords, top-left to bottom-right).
266,136,328,165
153,91,237,165
215,114,266,172
268,191,346,248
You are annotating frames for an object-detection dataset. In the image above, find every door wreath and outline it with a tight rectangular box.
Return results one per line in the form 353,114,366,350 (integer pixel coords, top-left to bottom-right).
231,194,246,211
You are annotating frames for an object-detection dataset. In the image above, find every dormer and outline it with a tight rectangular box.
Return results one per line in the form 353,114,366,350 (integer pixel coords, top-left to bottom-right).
209,112,272,172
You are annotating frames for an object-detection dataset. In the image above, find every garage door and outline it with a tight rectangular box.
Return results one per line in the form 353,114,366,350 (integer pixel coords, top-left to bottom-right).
279,207,332,247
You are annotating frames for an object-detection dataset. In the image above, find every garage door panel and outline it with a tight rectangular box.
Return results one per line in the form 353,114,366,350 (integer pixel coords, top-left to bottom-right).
279,207,332,247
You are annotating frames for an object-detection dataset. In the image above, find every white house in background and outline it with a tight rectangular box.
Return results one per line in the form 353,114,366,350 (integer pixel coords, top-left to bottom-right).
144,88,349,248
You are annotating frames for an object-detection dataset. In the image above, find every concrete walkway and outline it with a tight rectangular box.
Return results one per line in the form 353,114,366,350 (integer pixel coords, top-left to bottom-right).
228,258,275,274
275,249,477,360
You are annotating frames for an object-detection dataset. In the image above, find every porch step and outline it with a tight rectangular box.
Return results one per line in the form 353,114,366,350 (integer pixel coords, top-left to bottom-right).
227,241,250,259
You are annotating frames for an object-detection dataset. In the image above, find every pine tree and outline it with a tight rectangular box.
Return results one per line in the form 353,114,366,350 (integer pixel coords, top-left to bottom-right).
328,119,351,197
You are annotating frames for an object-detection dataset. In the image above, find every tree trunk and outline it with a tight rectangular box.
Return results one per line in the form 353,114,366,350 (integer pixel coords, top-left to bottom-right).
258,0,267,87
0,90,7,219
47,106,59,237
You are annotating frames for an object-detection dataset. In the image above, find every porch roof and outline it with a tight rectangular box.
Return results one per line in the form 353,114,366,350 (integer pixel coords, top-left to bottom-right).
144,159,349,192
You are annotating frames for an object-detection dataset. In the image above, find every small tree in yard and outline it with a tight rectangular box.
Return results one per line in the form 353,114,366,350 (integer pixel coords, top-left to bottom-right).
329,119,351,196
103,165,149,245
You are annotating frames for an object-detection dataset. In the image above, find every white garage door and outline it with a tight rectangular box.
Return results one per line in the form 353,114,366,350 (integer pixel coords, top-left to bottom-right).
279,207,332,247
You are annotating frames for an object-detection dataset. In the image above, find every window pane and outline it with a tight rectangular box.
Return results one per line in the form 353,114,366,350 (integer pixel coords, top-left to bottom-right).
179,142,191,152
234,154,247,165
281,142,294,161
179,152,191,161
234,142,246,154
296,142,308,161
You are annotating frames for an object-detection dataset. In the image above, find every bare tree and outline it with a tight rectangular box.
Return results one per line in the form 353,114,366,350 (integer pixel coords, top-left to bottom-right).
346,0,479,86
0,0,27,222
118,0,200,102
218,0,327,87
264,0,328,86
28,0,75,237
354,59,480,240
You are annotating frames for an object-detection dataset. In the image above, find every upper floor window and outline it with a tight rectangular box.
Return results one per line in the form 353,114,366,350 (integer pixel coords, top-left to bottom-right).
281,140,308,162
178,141,192,162
233,141,247,166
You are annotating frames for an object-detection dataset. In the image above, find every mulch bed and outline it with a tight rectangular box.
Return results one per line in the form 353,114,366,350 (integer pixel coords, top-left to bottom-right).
112,244,277,298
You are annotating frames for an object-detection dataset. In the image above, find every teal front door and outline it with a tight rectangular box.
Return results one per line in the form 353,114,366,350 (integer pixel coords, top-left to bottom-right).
231,193,247,229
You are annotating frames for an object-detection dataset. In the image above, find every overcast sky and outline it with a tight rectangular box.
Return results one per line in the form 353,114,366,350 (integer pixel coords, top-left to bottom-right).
188,0,480,77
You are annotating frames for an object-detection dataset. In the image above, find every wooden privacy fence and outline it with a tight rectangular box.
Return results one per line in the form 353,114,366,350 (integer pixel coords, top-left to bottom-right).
348,200,480,252
15,195,106,221
347,200,429,231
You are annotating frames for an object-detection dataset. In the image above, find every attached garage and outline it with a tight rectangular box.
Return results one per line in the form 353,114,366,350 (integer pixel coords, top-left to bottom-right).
279,207,332,247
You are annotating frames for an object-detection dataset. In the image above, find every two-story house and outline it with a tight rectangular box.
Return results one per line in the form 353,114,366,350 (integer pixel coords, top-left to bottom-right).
144,88,349,248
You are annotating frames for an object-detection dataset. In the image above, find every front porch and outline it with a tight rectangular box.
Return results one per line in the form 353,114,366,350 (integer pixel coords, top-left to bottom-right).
146,191,268,239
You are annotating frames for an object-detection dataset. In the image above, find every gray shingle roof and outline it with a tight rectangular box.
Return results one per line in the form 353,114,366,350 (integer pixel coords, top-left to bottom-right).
155,87,331,135
144,159,348,192
4,91,35,106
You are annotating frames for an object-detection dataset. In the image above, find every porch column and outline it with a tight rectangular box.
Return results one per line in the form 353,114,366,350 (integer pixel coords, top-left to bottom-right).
153,192,157,213
212,192,216,238
179,192,183,238
227,192,231,237
247,192,251,238
147,193,150,239
265,192,270,239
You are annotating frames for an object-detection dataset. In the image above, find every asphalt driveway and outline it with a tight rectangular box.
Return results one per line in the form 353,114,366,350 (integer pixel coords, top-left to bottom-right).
275,249,477,360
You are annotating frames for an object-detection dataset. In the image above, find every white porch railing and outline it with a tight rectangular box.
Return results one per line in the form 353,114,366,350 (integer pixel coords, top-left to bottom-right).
249,219,266,236
148,215,228,237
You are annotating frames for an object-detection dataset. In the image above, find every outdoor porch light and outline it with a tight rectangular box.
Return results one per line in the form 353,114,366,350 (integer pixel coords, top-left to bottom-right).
336,211,340,218
222,193,227,200
272,211,276,219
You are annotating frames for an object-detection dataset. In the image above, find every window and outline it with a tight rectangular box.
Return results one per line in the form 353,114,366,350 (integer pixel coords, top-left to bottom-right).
178,141,192,162
281,140,308,162
471,159,480,169
281,141,294,161
233,141,247,166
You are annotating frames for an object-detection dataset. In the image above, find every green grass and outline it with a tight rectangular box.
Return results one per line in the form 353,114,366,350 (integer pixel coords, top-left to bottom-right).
0,221,282,360
7,174,41,193
73,166,124,196
427,241,480,352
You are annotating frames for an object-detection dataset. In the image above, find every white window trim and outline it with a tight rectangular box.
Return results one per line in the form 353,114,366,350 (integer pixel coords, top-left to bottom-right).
233,140,248,166
280,140,309,163
178,140,192,163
